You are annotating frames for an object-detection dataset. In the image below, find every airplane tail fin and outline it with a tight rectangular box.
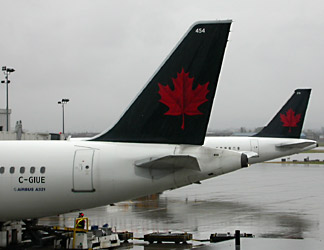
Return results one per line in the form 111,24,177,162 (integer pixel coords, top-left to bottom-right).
253,89,311,138
92,21,232,145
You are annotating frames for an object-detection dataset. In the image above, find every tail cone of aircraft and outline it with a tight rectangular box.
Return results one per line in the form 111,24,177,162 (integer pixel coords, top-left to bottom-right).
241,154,248,168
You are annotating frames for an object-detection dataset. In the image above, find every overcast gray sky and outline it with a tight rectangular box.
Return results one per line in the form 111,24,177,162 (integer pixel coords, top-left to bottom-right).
0,0,323,133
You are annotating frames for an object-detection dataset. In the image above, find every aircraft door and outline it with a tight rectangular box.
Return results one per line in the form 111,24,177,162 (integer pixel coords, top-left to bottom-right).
72,149,96,192
250,139,259,157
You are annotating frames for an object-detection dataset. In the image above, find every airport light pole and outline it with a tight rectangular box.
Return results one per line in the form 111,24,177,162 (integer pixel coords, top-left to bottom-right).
58,98,69,135
1,66,15,131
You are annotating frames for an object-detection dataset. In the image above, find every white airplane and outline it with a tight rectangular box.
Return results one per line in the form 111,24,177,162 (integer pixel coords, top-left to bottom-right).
204,89,317,163
0,20,250,222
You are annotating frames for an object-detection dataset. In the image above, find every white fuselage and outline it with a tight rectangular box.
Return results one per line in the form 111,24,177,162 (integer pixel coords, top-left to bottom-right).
0,136,315,222
204,136,317,164
0,141,244,221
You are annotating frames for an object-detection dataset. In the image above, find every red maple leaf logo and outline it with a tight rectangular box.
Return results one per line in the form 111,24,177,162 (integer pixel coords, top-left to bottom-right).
158,68,209,130
280,108,301,132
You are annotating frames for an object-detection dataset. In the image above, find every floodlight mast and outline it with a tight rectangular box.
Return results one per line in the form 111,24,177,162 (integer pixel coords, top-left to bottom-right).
58,98,69,135
1,66,15,131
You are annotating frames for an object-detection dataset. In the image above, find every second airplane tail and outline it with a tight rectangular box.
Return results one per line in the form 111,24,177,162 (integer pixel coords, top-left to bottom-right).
254,89,311,138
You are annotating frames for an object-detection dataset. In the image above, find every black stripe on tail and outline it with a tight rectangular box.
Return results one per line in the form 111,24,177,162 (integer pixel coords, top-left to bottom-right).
92,21,232,145
254,89,311,138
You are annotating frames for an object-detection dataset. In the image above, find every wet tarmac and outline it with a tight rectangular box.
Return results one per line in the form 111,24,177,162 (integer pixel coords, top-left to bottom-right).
39,151,324,249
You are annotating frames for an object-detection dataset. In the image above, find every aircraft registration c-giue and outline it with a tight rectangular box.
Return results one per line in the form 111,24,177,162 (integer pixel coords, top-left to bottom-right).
0,20,250,222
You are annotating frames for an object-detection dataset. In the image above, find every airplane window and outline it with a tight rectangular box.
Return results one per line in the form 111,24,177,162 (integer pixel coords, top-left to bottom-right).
30,167,35,174
238,147,240,150
224,147,227,149
229,147,231,150
0,167,4,174
40,166,46,174
20,167,25,174
10,167,15,174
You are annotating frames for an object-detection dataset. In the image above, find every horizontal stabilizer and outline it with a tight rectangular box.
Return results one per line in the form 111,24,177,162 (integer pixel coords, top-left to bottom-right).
242,151,259,158
276,141,316,149
135,155,200,171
